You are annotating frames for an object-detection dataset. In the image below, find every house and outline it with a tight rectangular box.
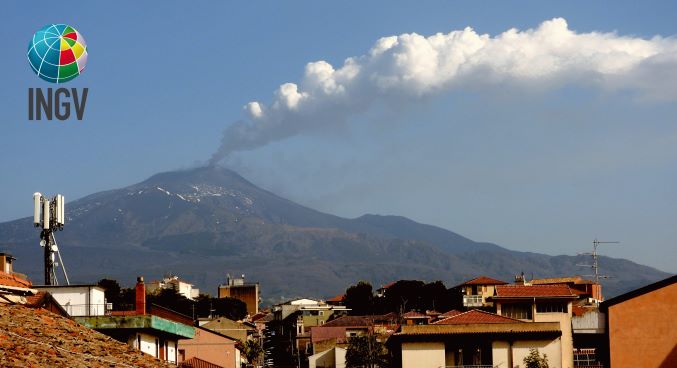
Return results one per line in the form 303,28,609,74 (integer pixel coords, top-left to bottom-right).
217,274,260,316
201,316,255,342
490,283,578,368
376,281,397,298
147,274,200,300
531,276,603,302
389,309,563,368
73,276,195,364
33,284,107,316
451,276,508,309
309,313,399,368
402,310,430,325
178,326,242,368
600,274,677,368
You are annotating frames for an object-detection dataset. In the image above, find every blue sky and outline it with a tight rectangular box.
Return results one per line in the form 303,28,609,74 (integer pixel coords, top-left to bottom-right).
2,1,676,272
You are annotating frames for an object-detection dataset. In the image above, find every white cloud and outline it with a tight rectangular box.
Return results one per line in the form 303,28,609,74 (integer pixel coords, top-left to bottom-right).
210,18,677,163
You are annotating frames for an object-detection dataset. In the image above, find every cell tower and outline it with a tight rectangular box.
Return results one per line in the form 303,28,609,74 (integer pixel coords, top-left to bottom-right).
33,192,70,285
578,238,620,284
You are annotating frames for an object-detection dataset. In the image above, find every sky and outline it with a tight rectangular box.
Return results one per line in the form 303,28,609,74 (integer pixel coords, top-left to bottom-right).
2,1,676,272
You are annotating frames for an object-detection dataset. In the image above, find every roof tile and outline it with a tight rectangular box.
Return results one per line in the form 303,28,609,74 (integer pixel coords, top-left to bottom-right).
433,309,523,325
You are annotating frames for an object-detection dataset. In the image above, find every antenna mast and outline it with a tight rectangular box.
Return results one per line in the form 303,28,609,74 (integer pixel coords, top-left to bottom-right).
33,192,70,285
578,238,620,284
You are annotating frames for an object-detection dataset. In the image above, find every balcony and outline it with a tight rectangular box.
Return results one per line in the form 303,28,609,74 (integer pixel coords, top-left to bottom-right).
463,295,484,307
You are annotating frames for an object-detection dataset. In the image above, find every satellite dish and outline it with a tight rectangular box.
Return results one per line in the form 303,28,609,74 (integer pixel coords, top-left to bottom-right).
40,239,46,247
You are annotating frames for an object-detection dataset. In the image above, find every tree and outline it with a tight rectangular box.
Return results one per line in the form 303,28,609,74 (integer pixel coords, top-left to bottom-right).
345,334,389,368
523,348,550,368
242,339,263,367
97,279,121,304
345,281,374,315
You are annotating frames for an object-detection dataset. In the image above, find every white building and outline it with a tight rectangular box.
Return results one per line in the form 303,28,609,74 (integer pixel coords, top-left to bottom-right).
147,275,199,300
34,284,107,316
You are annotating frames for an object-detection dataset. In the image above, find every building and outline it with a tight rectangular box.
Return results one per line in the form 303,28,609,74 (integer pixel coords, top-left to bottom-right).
0,252,35,304
147,274,200,300
217,275,259,315
402,310,430,325
531,276,603,302
491,283,578,368
390,309,563,368
600,274,677,368
451,276,508,309
178,326,242,368
33,284,107,316
309,347,346,368
201,316,255,342
73,276,195,364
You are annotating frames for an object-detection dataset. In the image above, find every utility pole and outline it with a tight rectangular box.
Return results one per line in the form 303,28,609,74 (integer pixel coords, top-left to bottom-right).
33,192,69,285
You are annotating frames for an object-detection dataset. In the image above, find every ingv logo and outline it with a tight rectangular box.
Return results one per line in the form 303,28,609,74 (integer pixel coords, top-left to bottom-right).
27,24,89,121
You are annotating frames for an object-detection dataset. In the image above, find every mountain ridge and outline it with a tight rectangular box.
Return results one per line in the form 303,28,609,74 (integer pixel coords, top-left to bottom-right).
0,166,669,303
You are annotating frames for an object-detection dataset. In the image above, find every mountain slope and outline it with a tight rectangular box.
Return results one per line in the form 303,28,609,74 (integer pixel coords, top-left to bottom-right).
0,166,669,303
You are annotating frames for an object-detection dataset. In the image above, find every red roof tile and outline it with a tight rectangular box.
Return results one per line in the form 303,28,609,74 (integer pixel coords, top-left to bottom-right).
0,271,32,289
456,276,508,287
322,315,373,327
433,309,523,325
326,294,345,302
179,357,224,368
494,284,576,298
402,311,428,319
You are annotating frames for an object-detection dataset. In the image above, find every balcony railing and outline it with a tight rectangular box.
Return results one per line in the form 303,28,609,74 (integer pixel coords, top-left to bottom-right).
463,295,483,307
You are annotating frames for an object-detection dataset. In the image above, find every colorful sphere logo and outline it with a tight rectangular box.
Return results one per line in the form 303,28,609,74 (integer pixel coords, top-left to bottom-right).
27,24,88,83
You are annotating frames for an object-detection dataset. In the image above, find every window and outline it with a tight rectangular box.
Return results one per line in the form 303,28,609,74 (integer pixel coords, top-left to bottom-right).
501,303,532,320
178,349,185,362
319,311,324,316
536,302,567,313
574,348,597,366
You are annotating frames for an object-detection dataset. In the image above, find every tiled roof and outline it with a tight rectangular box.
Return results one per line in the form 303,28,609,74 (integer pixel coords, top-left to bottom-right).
179,357,224,368
322,315,373,327
494,284,576,298
531,277,595,285
456,276,508,287
402,311,428,319
397,322,561,336
0,304,174,367
433,309,523,325
326,294,345,302
0,271,32,289
378,281,397,290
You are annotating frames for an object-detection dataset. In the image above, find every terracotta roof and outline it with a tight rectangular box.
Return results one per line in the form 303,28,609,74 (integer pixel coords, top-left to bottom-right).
433,309,523,325
397,322,561,336
0,304,173,367
326,294,345,302
0,271,32,289
378,281,397,290
402,311,428,319
456,276,508,287
439,309,463,318
531,277,596,285
493,284,576,299
572,305,596,317
179,357,224,368
322,315,373,327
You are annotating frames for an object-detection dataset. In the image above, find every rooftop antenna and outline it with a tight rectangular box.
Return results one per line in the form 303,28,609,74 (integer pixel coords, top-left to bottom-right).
33,192,70,285
577,238,620,284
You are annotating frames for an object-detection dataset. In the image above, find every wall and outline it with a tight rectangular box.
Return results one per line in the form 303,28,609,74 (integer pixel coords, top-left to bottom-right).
178,327,239,368
401,342,445,368
493,339,563,368
608,282,677,368
533,302,573,368
38,286,106,316
218,284,259,315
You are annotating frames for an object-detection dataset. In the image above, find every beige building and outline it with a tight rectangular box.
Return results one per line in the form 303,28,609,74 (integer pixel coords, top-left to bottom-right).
390,309,563,368
452,275,508,308
147,274,199,300
178,326,241,368
491,283,578,368
201,316,254,342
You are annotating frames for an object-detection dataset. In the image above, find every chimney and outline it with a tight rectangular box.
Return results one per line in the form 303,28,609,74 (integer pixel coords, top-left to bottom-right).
135,276,146,315
0,253,15,274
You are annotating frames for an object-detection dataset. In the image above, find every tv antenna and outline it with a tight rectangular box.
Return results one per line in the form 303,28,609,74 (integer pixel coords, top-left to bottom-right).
577,238,620,284
33,192,70,285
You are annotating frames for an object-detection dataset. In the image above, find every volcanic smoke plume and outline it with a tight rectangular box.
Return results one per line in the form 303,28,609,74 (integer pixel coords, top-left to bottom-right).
209,18,677,164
